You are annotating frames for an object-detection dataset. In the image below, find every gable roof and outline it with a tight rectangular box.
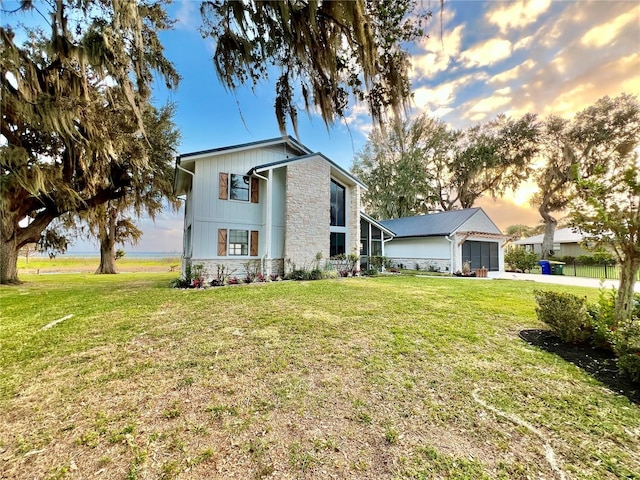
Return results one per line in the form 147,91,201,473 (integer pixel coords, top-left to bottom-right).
513,227,585,245
360,211,395,237
250,152,367,189
379,208,492,238
177,136,311,162
173,136,366,195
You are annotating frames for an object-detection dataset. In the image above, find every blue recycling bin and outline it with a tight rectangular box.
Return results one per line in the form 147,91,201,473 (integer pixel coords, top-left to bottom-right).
538,260,551,275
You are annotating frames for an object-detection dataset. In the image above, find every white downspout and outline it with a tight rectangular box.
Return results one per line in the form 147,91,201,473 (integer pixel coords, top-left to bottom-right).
176,164,195,270
252,170,271,276
446,233,455,275
381,232,393,272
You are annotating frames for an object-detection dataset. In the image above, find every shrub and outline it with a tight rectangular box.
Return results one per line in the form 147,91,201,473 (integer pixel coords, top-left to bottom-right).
587,288,617,350
617,353,640,383
505,247,539,272
286,269,309,281
534,290,591,344
613,309,640,383
369,256,390,272
309,268,324,280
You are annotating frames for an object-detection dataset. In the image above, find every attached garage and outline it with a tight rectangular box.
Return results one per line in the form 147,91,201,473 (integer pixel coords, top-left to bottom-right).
380,208,507,275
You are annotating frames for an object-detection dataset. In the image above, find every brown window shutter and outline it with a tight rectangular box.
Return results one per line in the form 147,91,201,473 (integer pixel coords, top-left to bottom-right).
250,230,259,256
250,177,259,203
217,228,228,256
219,172,229,200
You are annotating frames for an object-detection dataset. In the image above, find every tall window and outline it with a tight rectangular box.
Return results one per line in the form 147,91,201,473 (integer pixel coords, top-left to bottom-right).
230,174,250,201
330,232,345,257
330,180,345,226
229,230,249,255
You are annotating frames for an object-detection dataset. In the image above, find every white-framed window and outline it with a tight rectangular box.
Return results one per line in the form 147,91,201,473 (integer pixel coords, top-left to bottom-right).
229,230,249,255
230,174,250,201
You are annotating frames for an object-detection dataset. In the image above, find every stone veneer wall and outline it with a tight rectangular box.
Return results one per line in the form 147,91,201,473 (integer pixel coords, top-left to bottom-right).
348,184,361,259
185,258,285,281
387,257,451,273
284,159,331,271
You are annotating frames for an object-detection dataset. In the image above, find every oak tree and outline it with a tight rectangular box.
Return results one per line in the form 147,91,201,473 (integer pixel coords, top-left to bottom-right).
568,93,640,324
1,0,179,283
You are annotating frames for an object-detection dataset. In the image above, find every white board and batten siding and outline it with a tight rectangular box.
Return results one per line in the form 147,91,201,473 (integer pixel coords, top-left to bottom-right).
458,210,502,235
190,148,282,259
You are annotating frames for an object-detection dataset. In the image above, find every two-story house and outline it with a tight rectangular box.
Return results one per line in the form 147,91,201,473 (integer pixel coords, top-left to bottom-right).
173,136,391,279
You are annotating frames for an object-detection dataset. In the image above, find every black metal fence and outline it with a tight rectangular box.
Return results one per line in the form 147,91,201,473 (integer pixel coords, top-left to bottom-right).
559,260,640,281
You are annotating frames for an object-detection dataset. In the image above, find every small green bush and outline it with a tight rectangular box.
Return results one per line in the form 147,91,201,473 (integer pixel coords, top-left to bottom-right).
534,290,591,344
587,289,616,350
618,318,640,385
617,353,640,383
309,268,324,280
505,247,539,272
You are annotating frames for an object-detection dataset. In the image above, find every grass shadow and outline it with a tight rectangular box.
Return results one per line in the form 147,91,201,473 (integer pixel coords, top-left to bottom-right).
519,329,639,405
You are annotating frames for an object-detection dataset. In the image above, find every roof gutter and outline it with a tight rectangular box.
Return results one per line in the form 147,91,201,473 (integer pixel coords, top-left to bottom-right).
174,160,194,195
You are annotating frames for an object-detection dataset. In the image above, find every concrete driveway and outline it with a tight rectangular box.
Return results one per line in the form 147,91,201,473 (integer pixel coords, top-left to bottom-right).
491,271,640,292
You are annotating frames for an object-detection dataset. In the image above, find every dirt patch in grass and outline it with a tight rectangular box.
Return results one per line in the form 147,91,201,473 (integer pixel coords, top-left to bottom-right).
519,329,639,404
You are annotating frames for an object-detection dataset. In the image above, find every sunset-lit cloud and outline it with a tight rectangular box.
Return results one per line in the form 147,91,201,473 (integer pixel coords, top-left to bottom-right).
581,4,640,48
465,95,512,122
486,0,552,34
459,38,513,68
488,60,536,85
410,25,464,79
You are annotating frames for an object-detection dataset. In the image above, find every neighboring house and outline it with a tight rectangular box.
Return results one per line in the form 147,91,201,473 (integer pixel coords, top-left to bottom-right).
512,227,590,257
173,136,389,278
380,208,506,274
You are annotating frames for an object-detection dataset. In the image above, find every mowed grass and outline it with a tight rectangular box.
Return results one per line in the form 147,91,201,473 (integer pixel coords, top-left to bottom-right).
1,273,638,479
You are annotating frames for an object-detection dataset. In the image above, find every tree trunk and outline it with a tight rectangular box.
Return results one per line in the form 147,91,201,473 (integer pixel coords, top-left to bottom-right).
95,208,118,274
615,256,639,324
0,211,45,284
1,237,20,284
538,204,557,260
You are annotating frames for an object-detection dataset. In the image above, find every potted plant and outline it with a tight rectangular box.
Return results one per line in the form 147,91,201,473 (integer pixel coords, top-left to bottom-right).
475,266,488,277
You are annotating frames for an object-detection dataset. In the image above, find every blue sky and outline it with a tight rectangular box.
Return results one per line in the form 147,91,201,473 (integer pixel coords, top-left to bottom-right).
6,1,639,253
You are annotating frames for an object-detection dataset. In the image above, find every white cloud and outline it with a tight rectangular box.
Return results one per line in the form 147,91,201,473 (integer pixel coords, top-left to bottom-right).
459,38,512,68
467,95,512,115
343,103,374,138
486,0,552,34
411,25,464,79
581,4,640,48
489,59,536,84
174,1,200,30
412,72,488,112
514,36,533,51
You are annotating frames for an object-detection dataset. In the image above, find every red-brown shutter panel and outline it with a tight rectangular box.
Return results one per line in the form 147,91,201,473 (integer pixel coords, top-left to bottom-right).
217,229,227,256
250,177,259,203
219,172,229,200
250,230,259,256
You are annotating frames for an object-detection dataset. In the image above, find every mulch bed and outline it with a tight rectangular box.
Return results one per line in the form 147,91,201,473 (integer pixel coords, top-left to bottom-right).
519,329,639,404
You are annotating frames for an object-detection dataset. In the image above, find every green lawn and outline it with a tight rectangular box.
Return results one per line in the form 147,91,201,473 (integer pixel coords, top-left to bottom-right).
1,274,638,479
